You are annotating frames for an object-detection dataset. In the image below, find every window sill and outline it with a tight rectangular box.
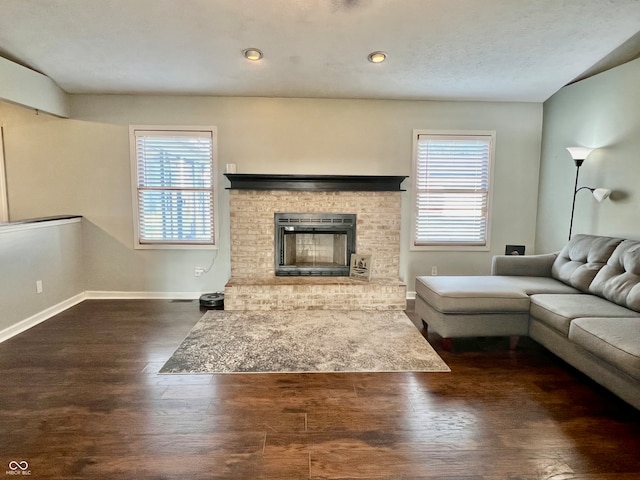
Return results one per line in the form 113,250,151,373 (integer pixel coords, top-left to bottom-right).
410,244,490,252
134,243,218,250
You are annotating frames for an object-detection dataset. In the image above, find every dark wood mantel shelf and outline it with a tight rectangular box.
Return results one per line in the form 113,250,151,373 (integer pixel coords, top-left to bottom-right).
224,174,407,192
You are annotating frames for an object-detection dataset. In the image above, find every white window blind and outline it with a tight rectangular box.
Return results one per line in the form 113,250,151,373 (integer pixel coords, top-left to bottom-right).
414,132,494,247
132,129,215,246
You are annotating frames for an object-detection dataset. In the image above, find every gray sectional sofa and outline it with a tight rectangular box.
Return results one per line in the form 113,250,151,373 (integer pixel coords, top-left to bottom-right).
415,234,640,410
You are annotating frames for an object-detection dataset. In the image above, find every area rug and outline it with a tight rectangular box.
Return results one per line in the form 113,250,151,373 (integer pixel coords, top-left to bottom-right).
159,310,450,374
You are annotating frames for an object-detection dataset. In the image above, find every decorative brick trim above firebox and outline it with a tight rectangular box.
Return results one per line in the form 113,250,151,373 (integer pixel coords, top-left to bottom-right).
224,176,407,310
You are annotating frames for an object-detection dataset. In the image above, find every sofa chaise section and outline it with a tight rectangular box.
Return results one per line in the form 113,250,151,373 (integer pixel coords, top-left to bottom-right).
416,234,623,342
415,256,580,342
415,275,580,341
414,234,640,409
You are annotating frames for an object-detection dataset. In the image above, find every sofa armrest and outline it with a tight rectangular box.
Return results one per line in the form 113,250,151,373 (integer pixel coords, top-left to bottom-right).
491,253,557,277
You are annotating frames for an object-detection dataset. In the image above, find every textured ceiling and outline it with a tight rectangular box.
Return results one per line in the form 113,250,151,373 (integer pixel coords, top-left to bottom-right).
1,0,640,102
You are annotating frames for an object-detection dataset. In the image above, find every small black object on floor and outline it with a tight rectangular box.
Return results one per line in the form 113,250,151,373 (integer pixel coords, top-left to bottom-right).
199,292,224,310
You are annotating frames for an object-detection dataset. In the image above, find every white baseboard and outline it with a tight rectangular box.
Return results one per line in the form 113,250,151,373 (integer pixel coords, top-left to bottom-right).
1,289,410,344
0,291,207,344
85,291,203,300
0,292,87,344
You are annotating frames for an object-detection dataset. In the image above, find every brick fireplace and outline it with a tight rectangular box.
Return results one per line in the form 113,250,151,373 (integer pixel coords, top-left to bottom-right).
223,174,407,310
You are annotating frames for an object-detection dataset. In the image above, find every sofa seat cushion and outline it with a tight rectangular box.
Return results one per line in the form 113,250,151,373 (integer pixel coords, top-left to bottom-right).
529,294,640,337
415,276,578,314
569,317,640,380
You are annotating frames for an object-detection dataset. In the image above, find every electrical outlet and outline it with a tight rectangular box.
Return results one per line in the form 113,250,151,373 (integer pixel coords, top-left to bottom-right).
36,280,43,294
431,266,438,276
194,267,205,277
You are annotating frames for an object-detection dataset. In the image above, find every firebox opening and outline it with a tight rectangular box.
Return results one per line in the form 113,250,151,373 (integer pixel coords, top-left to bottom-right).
283,232,348,267
275,213,356,276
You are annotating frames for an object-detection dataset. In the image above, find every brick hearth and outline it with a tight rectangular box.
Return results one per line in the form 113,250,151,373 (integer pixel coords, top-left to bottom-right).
224,187,406,310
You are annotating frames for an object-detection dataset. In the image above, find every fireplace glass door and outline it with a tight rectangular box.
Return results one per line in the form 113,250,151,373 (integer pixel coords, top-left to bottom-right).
283,231,348,268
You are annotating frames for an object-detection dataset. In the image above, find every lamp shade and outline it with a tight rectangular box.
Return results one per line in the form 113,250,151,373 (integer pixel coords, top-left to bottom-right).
592,188,611,202
566,147,594,160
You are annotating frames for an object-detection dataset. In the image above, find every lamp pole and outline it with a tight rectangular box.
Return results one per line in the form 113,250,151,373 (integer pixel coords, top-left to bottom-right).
568,159,584,241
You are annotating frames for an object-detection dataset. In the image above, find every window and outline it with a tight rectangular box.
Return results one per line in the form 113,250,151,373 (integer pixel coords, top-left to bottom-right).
130,126,217,249
412,130,495,250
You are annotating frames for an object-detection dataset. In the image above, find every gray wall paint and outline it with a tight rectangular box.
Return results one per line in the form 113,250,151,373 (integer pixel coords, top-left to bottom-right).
0,220,84,332
3,95,542,294
537,58,640,253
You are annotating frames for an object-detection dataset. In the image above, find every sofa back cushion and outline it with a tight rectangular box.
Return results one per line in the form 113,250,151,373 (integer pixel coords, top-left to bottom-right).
590,239,640,312
551,234,623,292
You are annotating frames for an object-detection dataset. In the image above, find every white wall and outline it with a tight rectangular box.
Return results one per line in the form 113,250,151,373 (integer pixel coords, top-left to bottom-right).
536,57,640,253
3,95,543,294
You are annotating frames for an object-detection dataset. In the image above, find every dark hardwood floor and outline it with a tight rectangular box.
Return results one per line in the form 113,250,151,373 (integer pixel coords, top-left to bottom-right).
0,300,638,479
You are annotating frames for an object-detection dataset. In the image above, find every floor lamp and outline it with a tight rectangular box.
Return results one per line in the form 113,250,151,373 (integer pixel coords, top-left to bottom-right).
566,147,611,240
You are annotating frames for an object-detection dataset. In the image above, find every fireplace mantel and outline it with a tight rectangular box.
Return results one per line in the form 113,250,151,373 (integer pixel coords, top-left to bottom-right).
224,174,407,192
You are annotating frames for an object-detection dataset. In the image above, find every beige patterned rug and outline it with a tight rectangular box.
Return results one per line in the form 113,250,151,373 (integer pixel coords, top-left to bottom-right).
160,310,450,374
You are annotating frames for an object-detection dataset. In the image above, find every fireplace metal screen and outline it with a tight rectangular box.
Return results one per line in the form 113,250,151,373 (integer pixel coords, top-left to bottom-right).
274,213,356,276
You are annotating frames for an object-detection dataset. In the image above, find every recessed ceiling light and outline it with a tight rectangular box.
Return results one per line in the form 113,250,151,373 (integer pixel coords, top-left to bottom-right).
368,51,387,63
243,48,263,61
